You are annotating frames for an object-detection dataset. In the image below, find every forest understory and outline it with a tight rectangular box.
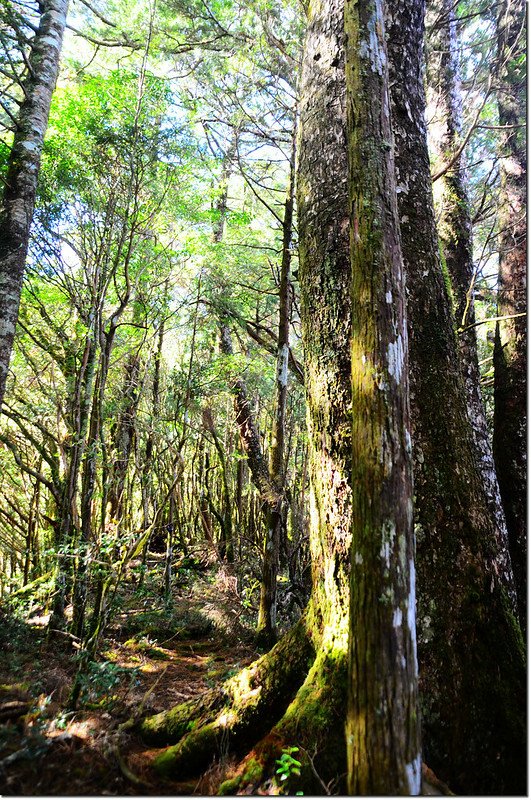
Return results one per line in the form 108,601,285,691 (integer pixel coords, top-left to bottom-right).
0,557,263,796
0,556,457,797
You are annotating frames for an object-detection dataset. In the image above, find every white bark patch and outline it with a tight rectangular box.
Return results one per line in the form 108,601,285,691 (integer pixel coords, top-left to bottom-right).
0,319,16,337
408,557,418,675
392,607,402,627
387,334,404,382
38,33,61,49
380,520,396,569
367,0,387,75
405,753,422,795
385,290,392,303
355,552,363,565
19,139,40,154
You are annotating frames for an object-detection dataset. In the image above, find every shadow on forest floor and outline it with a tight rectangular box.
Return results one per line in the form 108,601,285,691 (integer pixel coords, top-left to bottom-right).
0,564,261,795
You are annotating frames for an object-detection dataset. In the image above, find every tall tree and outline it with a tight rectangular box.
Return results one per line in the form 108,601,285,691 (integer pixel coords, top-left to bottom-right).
425,0,512,608
140,0,354,788
387,0,526,793
492,0,526,624
344,0,420,792
0,0,69,411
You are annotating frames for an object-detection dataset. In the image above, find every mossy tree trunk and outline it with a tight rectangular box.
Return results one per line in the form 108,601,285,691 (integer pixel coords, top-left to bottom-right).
344,0,420,792
140,0,354,788
387,0,526,793
141,1,525,794
492,0,527,626
425,0,513,612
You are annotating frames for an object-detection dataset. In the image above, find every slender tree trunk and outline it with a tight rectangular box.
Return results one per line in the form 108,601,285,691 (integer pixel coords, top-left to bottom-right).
202,406,233,560
218,322,282,580
49,325,97,630
141,312,165,532
212,131,289,644
387,0,526,793
107,353,141,522
344,0,420,791
0,0,69,410
492,0,527,625
257,119,297,645
425,0,512,609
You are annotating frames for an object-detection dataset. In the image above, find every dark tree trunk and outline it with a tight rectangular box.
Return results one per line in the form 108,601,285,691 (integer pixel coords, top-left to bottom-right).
257,118,297,645
345,0,420,791
0,0,69,410
492,0,527,626
387,0,526,793
425,0,512,607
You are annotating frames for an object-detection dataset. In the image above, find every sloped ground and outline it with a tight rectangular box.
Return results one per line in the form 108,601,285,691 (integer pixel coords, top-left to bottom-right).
0,564,259,796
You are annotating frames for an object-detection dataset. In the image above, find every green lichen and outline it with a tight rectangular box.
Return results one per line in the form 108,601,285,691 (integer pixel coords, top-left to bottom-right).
438,238,455,315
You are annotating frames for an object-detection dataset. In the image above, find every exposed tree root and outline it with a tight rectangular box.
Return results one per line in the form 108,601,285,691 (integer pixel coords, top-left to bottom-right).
139,613,315,778
218,642,349,795
139,604,351,795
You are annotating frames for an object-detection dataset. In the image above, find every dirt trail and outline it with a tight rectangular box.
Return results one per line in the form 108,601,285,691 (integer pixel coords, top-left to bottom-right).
0,568,259,796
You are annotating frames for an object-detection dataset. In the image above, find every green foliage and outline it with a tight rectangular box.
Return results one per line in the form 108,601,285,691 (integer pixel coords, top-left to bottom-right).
75,659,139,709
275,745,302,783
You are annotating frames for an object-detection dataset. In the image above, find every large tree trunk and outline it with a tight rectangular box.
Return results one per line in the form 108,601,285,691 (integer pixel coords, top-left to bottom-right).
387,0,526,793
0,0,69,411
425,0,513,614
345,0,420,792
492,0,527,626
139,0,353,790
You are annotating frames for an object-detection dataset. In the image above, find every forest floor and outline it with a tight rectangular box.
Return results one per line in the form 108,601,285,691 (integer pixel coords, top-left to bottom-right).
0,559,266,796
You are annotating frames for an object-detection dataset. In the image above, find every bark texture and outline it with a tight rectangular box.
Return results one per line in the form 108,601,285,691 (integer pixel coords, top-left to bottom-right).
387,0,526,793
139,0,353,789
492,0,527,625
0,0,69,410
345,0,420,792
425,0,512,606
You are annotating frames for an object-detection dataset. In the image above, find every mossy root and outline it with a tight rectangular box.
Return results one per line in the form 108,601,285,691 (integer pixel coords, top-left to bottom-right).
141,615,315,778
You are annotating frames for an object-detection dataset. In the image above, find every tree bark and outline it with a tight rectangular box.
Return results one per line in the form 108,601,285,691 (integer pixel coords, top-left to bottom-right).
387,0,526,793
492,0,527,626
0,0,69,411
140,0,353,788
344,0,420,792
425,0,513,615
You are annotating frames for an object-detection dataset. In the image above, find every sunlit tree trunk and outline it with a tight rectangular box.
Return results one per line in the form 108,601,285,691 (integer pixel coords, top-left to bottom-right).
344,0,420,791
0,0,69,411
387,0,526,792
492,0,527,625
